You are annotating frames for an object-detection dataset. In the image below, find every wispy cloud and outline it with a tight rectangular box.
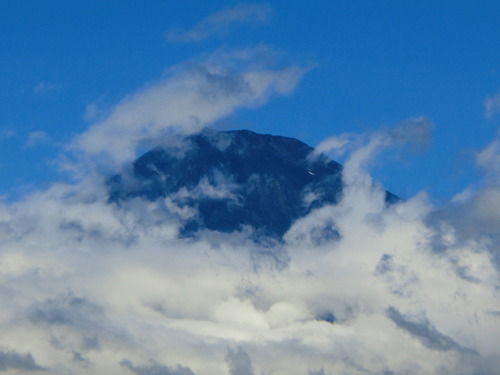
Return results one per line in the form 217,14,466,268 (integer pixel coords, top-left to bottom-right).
0,128,16,140
166,3,273,43
476,134,500,184
70,47,306,169
313,116,432,179
34,82,60,94
386,306,477,353
121,359,196,375
24,131,49,147
484,91,500,119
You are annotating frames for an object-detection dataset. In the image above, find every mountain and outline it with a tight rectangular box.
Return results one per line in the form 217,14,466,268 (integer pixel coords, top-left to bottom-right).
107,129,397,238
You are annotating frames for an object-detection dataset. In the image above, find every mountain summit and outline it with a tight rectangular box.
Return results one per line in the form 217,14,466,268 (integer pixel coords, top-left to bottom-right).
108,129,395,238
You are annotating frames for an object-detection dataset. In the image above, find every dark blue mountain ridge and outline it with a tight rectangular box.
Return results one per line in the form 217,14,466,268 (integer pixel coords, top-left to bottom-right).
107,128,398,238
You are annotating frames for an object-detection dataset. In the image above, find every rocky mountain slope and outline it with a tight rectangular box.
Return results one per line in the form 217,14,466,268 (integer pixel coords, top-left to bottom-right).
108,129,396,238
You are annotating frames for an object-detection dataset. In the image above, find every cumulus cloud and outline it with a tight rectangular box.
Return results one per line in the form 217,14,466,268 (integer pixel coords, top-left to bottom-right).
166,3,273,43
69,47,306,170
427,128,500,271
0,121,499,374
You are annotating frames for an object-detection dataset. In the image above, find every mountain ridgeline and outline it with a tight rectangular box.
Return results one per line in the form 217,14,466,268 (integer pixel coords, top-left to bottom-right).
108,129,397,238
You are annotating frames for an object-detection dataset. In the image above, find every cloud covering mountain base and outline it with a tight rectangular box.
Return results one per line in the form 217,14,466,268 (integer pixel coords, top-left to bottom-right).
1,130,500,374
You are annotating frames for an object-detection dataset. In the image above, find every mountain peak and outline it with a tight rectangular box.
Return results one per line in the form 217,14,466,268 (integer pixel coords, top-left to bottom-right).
108,129,388,239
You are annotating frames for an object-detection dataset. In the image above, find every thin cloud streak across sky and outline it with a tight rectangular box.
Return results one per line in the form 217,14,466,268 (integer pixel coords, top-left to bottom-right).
69,47,306,170
166,3,273,43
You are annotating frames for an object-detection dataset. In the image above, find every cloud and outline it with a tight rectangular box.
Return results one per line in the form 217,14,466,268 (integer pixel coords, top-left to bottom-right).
28,291,106,329
308,370,329,375
0,128,16,140
426,129,500,272
476,132,500,184
34,82,60,94
0,350,46,371
386,306,476,353
24,131,49,147
69,47,306,170
0,123,499,374
166,3,273,43
313,134,353,158
313,116,432,163
484,92,500,119
121,359,196,375
225,347,254,375
84,103,101,122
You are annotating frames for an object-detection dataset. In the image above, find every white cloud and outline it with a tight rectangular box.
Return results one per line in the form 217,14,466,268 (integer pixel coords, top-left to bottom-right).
0,128,16,140
24,131,49,147
433,129,500,265
166,3,273,43
314,117,432,162
312,117,432,190
313,134,352,158
1,123,500,374
484,92,500,119
34,82,60,94
476,132,500,184
84,102,100,121
69,48,306,170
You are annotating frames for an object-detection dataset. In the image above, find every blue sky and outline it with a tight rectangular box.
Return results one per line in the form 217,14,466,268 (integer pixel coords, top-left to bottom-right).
1,1,499,200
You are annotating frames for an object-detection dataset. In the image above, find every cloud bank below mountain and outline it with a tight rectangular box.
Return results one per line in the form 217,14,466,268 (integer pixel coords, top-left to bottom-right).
1,124,500,374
